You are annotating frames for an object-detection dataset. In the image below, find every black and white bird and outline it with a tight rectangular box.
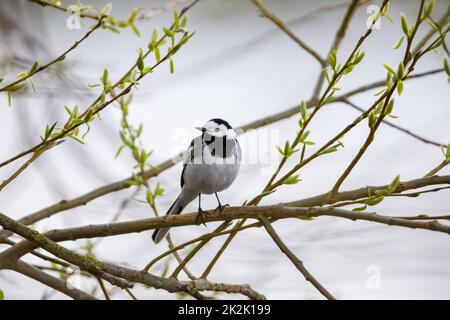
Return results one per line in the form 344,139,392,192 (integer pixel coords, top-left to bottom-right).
152,118,242,244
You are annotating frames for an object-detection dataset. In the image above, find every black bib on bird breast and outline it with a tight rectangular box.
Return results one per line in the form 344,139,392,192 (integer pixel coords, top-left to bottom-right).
203,133,235,158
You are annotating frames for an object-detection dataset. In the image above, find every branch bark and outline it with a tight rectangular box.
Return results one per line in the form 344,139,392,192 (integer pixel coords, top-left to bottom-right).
3,259,96,300
3,190,450,262
0,213,265,300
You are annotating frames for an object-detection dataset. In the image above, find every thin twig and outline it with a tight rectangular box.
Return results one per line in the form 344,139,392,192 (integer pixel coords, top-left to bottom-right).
96,277,111,300
342,99,447,148
250,0,325,66
259,215,336,300
0,19,104,92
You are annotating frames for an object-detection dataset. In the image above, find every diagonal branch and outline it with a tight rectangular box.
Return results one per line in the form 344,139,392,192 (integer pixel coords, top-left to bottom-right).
342,99,447,148
312,0,362,99
2,259,96,300
0,18,104,92
259,215,335,300
250,0,325,66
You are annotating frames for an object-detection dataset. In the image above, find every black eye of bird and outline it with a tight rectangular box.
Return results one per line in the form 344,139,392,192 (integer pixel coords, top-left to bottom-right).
215,128,220,132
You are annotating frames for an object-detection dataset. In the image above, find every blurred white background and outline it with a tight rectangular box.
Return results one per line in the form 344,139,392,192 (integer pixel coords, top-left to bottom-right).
0,0,449,299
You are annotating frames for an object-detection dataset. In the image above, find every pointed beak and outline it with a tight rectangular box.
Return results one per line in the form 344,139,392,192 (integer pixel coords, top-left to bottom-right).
196,126,206,133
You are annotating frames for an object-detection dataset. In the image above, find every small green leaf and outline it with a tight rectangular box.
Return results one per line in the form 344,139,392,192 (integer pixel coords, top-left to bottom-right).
0,289,4,300
180,15,188,28
445,143,450,160
114,145,125,159
284,140,291,156
178,34,189,46
374,88,386,97
444,59,450,76
397,80,404,95
343,65,355,75
137,51,144,73
100,2,112,16
163,27,174,38
323,68,330,83
106,25,120,33
146,189,153,204
384,14,394,24
320,92,335,107
300,100,308,120
29,60,40,75
170,58,174,74
374,189,387,197
353,204,368,212
380,1,390,15
319,147,338,155
389,175,401,193
101,69,109,86
426,17,439,31
353,51,365,65
7,91,12,106
328,48,336,70
400,13,409,36
384,99,395,115
131,24,141,37
155,182,165,196
154,46,161,62
296,215,314,221
276,145,285,156
397,62,405,79
424,0,434,18
152,28,158,44
383,64,396,75
368,112,377,128
173,10,179,28
68,134,86,145
366,196,384,206
393,35,405,49
283,175,301,185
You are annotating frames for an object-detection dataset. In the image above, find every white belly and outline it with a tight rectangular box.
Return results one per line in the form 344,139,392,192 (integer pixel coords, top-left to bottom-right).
183,161,240,194
183,142,241,194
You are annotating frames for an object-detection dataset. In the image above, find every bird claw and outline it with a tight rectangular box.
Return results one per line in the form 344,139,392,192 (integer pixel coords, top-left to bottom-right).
195,208,207,227
214,203,230,213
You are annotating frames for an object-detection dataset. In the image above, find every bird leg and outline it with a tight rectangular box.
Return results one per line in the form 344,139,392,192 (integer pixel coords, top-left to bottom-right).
195,194,207,226
214,192,229,212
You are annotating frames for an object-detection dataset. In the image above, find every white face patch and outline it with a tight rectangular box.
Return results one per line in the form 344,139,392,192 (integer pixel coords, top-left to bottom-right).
204,121,229,138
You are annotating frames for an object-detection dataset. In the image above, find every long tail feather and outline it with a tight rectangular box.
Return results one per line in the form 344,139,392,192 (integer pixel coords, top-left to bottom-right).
152,189,196,244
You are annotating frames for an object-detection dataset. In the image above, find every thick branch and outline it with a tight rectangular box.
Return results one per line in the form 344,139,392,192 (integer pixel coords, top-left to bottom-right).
3,175,448,256
3,259,96,300
0,213,132,289
0,213,264,300
3,201,450,263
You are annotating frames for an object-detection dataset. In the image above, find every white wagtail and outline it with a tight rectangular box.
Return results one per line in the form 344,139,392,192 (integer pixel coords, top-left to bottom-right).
152,118,242,244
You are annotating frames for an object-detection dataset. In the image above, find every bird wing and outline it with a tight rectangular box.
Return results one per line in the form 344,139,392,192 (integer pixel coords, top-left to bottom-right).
234,139,242,163
180,136,203,187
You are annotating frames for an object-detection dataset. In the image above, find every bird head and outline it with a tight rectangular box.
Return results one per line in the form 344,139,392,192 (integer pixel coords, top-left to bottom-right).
196,118,236,139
